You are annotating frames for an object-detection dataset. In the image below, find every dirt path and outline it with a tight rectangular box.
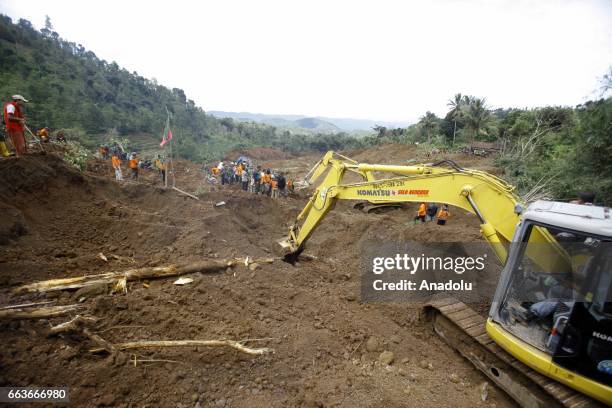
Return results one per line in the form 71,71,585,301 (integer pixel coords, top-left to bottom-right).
0,148,512,407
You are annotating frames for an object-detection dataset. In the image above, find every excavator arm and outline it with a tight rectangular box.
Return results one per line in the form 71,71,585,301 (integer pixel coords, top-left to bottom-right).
282,151,566,272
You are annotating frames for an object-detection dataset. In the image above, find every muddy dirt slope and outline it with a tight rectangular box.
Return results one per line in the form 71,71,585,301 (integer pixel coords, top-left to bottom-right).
0,151,511,407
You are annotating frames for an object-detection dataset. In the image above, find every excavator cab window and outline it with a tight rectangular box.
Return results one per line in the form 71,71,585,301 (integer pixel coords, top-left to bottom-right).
498,223,608,353
499,222,612,385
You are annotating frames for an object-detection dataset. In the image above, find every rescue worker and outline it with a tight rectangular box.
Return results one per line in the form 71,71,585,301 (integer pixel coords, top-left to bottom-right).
287,179,294,194
414,202,426,223
252,166,262,193
277,173,287,197
155,155,166,183
3,94,29,156
241,166,249,191
0,128,10,157
271,175,279,199
262,169,272,196
437,205,450,225
129,153,139,180
56,131,66,143
38,127,49,143
426,202,439,222
112,152,123,181
236,163,243,184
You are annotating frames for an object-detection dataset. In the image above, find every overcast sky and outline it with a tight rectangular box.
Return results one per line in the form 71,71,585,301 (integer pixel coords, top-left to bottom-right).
1,0,611,122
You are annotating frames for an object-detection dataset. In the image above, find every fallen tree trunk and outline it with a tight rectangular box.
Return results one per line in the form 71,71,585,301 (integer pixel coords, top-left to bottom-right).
13,260,235,295
0,300,56,310
173,186,199,200
0,304,82,320
49,315,98,334
90,339,274,356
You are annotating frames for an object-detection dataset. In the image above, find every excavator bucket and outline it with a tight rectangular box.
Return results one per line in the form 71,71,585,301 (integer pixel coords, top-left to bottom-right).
277,237,303,264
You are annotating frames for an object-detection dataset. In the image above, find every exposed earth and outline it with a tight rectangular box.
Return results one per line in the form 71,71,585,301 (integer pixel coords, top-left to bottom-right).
0,144,514,407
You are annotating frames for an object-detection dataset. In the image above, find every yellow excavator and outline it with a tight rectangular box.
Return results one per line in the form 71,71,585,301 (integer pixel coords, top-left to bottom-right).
280,151,612,407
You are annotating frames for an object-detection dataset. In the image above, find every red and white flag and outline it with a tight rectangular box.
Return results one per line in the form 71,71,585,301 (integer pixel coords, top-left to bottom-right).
160,127,173,147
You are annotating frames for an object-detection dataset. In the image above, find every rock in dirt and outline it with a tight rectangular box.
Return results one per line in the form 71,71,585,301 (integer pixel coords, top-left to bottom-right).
449,373,460,383
378,351,395,365
418,360,433,370
481,382,489,401
365,336,381,352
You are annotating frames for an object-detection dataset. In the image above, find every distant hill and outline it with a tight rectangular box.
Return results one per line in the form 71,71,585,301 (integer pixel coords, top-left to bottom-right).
209,111,411,132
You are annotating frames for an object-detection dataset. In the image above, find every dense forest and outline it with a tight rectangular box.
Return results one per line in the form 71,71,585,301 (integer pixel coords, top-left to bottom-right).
372,90,611,204
0,15,365,161
0,14,610,203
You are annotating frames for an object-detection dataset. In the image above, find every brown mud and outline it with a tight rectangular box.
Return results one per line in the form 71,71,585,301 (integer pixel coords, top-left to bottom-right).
0,146,512,407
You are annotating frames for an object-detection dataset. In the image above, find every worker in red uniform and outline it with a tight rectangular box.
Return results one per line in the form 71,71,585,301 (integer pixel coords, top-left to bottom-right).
3,95,29,156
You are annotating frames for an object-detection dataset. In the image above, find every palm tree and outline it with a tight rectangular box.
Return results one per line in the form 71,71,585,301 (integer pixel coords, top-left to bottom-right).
447,93,463,146
464,97,490,142
418,111,438,144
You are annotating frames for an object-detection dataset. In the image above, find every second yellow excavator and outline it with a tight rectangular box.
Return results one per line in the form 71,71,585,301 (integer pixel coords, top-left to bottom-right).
280,151,612,407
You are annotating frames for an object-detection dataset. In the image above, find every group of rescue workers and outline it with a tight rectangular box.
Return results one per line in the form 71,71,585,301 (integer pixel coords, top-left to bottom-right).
415,202,451,225
211,161,294,198
104,145,167,184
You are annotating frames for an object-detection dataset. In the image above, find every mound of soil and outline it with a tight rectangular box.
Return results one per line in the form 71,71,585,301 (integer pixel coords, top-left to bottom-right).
0,152,512,407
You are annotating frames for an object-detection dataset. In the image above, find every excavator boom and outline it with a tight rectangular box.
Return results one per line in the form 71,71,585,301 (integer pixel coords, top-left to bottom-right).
282,151,564,272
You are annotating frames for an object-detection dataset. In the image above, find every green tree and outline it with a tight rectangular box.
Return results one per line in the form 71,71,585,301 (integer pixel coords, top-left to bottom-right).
446,93,463,146
463,97,490,142
418,111,438,144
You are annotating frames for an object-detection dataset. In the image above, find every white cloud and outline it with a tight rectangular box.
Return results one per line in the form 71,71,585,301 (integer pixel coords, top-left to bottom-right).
1,0,611,122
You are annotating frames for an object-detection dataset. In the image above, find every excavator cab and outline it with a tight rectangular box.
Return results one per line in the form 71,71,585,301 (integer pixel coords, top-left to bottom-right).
489,201,612,400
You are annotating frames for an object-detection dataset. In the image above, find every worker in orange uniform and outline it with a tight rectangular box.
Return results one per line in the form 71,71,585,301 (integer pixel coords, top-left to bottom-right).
38,127,49,143
236,162,243,183
129,153,139,180
3,94,29,156
270,176,279,199
261,169,272,196
0,128,10,157
111,152,123,181
436,205,450,225
414,202,426,223
155,155,166,184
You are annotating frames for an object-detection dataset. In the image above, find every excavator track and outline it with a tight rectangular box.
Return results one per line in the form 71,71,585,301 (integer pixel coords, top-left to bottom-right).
352,201,403,214
423,297,603,408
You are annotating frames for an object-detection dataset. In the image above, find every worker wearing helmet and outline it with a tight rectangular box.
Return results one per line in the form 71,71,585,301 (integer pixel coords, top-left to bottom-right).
3,94,29,156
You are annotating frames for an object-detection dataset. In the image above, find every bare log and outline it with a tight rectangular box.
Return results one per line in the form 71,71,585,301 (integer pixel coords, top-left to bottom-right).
0,304,82,320
84,328,116,354
13,260,234,295
173,186,199,200
49,315,98,334
90,339,274,356
0,300,55,310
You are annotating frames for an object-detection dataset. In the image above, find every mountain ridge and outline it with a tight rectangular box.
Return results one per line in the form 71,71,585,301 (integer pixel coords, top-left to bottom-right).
209,110,411,132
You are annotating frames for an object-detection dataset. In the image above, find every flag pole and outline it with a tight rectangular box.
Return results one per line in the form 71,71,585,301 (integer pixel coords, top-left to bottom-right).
164,106,172,188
